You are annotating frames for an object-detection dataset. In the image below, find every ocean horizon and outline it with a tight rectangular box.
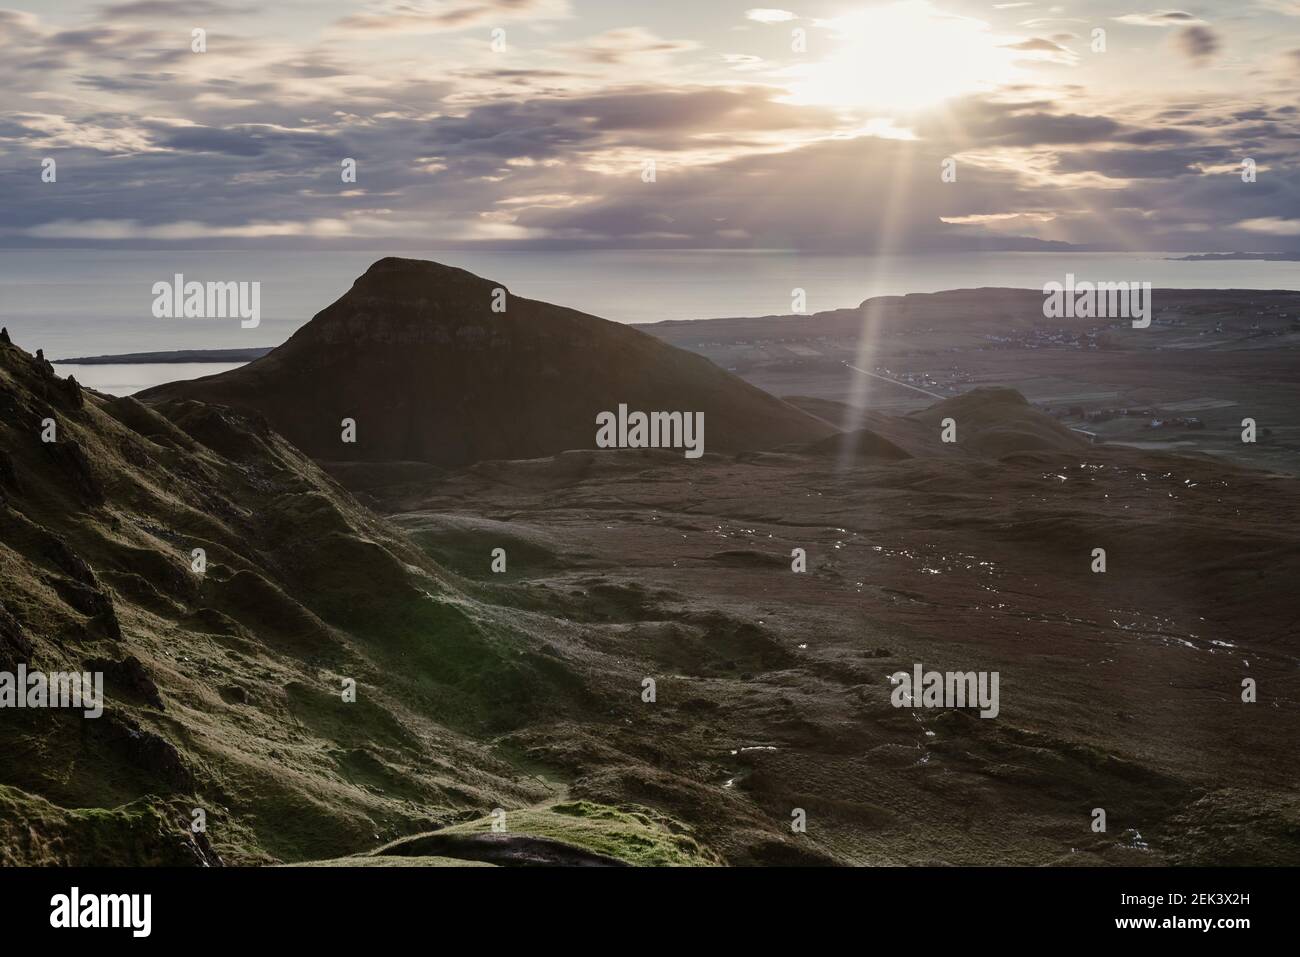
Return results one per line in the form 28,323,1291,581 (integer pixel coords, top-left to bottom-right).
4,247,1295,394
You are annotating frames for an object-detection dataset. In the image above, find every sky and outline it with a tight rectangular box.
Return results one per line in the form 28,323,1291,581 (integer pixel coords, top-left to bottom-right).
1,0,1298,252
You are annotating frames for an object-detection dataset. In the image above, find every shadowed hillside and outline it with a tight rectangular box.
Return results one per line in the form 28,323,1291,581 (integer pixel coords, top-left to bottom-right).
0,331,605,865
140,258,835,466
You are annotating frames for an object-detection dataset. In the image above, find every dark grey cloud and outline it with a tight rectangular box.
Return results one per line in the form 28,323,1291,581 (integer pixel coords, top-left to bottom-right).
512,136,971,251
1176,25,1221,63
0,117,41,140
1054,147,1218,179
928,98,1125,146
138,120,339,160
421,87,839,163
424,106,597,161
99,0,250,17
1115,127,1200,145
76,71,174,92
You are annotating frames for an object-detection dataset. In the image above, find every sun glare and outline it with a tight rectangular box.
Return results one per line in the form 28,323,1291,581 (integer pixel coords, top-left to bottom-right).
785,1,1022,113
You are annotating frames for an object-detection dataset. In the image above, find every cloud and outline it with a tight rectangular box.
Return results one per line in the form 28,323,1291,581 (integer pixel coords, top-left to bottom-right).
1235,217,1300,235
1053,146,1214,179
335,0,571,34
745,9,797,23
721,53,764,71
1256,1,1300,14
440,86,836,139
1,0,1297,254
99,1,250,18
1175,25,1220,63
150,122,336,157
511,135,974,251
566,28,698,66
940,211,1054,225
24,217,353,240
1114,10,1206,27
927,98,1126,146
1004,38,1069,52
1002,37,1077,64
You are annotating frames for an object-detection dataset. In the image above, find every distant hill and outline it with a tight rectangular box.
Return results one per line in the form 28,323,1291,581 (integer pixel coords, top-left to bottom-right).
907,386,1090,457
789,387,1088,459
140,258,834,465
54,348,272,365
1172,252,1300,262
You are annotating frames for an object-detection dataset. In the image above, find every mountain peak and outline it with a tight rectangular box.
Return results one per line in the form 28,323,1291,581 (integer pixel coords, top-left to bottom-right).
350,257,506,300
140,259,834,465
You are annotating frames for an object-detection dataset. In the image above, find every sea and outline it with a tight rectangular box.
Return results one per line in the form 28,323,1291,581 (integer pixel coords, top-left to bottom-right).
0,248,1294,395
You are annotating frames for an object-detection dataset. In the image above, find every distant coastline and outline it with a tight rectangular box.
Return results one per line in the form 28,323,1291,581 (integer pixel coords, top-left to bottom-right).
49,282,1300,366
53,347,272,365
1170,252,1300,262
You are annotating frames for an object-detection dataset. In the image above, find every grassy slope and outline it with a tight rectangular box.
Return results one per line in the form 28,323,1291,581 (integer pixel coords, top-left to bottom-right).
0,336,608,865
311,798,719,867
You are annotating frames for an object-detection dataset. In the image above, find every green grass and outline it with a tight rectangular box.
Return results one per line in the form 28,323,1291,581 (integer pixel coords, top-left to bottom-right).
290,855,495,867
0,784,217,866
436,799,721,866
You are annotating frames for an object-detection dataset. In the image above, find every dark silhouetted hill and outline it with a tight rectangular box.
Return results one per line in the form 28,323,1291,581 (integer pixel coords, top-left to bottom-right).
140,258,835,465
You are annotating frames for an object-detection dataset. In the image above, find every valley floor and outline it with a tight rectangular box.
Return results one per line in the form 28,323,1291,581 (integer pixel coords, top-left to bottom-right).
330,432,1300,866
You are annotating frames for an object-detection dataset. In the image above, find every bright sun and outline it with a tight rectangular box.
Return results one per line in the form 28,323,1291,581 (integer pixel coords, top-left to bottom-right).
784,1,1023,114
